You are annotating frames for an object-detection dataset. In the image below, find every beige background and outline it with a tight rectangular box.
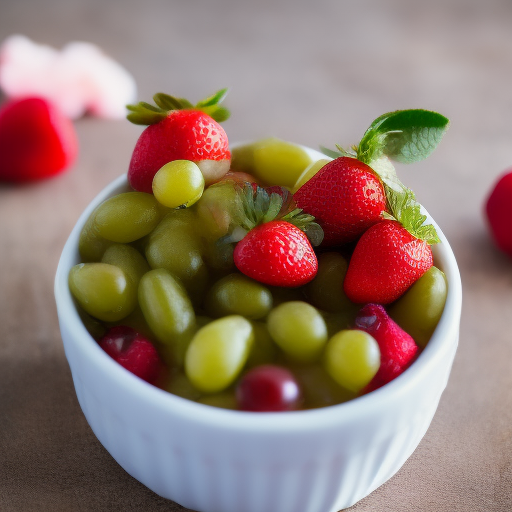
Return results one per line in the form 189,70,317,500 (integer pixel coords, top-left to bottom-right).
1,0,512,510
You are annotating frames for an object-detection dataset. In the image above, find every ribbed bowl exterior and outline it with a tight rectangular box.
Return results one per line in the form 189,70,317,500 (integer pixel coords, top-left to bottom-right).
55,159,462,512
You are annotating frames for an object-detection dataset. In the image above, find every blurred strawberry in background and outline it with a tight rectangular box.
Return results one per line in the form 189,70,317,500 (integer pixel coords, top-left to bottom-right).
0,35,137,182
485,170,512,258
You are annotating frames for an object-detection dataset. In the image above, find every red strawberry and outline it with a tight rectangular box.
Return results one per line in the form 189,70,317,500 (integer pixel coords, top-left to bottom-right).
234,220,318,287
0,97,78,182
485,169,512,257
344,220,434,304
126,90,231,193
293,156,386,246
99,325,163,384
355,304,418,390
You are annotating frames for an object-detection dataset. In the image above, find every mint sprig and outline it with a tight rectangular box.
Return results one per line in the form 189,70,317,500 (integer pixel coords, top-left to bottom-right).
356,109,449,165
127,88,230,125
322,109,448,244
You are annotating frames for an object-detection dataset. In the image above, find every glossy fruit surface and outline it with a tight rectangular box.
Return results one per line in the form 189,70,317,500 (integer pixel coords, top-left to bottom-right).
324,330,380,393
204,273,273,319
101,244,149,287
185,315,254,393
128,109,230,192
485,169,512,257
144,210,208,301
152,160,205,208
78,204,112,262
94,192,162,243
234,220,318,287
389,266,447,348
236,365,302,412
294,157,386,246
138,269,196,365
0,97,78,182
355,304,418,389
99,326,162,384
69,262,136,322
344,220,433,304
267,301,327,363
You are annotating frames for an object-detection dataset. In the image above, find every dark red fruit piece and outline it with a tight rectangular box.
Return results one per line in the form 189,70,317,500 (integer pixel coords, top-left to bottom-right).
236,365,302,412
99,325,162,384
355,304,418,390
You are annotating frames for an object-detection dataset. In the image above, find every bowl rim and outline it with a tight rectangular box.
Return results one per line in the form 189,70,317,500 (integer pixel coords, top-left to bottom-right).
54,150,462,434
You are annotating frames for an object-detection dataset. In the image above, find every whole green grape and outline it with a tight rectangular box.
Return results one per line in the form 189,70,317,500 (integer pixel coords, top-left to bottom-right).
138,268,196,366
324,330,380,393
389,266,448,348
69,262,137,322
94,192,162,243
152,160,205,209
185,315,254,393
204,273,273,320
145,209,208,302
267,301,328,363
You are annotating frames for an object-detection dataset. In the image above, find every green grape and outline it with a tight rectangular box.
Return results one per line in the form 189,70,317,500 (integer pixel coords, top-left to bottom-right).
324,330,380,393
198,391,238,410
231,138,313,189
165,370,203,401
245,321,278,368
78,205,112,262
138,268,196,366
267,301,328,363
291,363,356,409
101,244,149,287
204,273,273,319
305,252,358,314
185,315,254,393
152,160,205,208
252,138,313,189
94,192,162,243
69,263,137,322
291,159,330,193
145,210,209,302
202,239,235,274
194,181,241,242
389,266,448,348
107,305,155,343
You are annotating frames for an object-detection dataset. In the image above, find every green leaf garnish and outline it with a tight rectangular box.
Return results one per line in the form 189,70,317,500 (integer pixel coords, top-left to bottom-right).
126,88,230,126
381,183,440,244
357,109,449,165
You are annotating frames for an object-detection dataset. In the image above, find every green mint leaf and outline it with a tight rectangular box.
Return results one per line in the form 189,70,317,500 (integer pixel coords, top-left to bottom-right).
357,109,449,165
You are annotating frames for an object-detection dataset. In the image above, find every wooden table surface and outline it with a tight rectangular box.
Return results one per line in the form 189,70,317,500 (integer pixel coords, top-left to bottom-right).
1,0,512,510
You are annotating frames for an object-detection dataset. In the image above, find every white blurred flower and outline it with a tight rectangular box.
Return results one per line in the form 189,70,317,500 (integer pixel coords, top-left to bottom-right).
0,35,137,119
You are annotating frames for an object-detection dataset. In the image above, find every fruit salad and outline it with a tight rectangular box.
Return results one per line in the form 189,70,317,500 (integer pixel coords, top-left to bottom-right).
69,89,449,412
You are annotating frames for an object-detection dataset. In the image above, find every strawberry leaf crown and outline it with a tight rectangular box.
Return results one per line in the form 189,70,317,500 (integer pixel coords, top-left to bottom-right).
322,109,449,244
224,183,324,246
126,88,230,125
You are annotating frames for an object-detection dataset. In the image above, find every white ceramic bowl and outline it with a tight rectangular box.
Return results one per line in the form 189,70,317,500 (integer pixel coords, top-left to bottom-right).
54,151,462,512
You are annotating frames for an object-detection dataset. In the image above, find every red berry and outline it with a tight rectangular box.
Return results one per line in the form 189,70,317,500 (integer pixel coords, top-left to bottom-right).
233,220,318,287
236,365,302,412
355,304,418,389
0,97,78,182
294,157,386,246
344,220,433,304
99,326,162,384
128,109,230,192
485,170,512,257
